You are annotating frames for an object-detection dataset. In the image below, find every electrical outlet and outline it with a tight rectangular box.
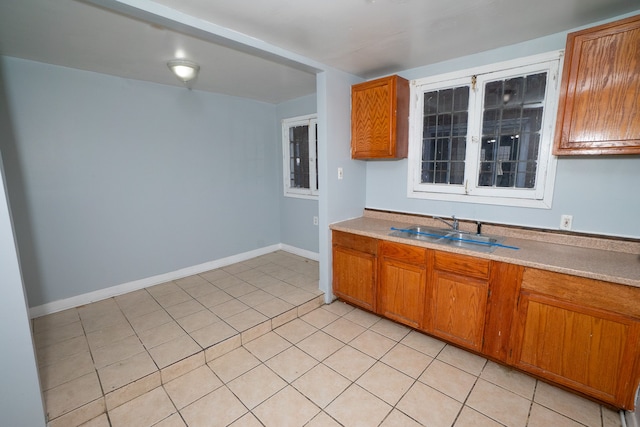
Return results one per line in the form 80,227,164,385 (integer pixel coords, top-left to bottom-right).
337,167,343,180
313,216,318,226
560,214,573,230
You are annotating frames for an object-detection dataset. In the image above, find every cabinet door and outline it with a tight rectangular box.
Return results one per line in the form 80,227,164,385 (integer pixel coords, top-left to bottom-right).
332,231,377,311
351,75,409,159
512,292,640,408
424,252,490,351
378,242,426,328
554,14,640,155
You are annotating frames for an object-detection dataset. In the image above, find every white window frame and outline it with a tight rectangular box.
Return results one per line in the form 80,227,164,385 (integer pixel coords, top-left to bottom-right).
282,114,318,199
407,51,563,209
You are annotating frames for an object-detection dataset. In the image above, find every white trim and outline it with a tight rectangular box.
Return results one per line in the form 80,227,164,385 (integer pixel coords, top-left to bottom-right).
29,244,320,318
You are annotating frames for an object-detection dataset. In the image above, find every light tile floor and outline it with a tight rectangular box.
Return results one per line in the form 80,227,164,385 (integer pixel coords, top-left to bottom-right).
32,251,623,427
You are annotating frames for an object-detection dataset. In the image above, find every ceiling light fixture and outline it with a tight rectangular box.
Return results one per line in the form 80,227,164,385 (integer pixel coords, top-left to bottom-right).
167,59,200,84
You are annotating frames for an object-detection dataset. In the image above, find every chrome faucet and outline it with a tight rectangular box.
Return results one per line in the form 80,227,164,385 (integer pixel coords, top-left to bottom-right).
433,215,459,231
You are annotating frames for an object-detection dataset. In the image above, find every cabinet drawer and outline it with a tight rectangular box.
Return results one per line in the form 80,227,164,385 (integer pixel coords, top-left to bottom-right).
379,240,427,264
434,251,489,280
332,231,377,255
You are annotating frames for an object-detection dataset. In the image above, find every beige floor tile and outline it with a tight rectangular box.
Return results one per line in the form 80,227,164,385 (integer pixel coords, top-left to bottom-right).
419,359,477,402
194,289,234,308
216,275,249,290
48,398,106,427
381,343,433,379
326,384,392,427
210,299,250,318
163,365,222,409
253,386,320,427
105,371,160,411
92,335,145,369
243,331,292,361
296,330,343,361
39,350,95,391
306,411,342,427
379,409,424,427
34,320,85,349
528,403,585,427
86,322,135,350
238,289,276,307
224,308,269,332
241,320,273,344
36,335,90,367
108,387,176,427
175,275,209,288
262,281,299,298
280,289,317,305
397,381,462,427
466,379,531,427
534,380,602,427
208,347,261,383
181,386,248,427
454,406,505,427
400,329,447,357
228,365,287,409
322,317,366,343
43,372,104,420
154,413,187,427
97,351,158,393
148,334,201,369
356,362,414,406
147,282,181,297
153,289,193,308
266,346,318,383
225,281,259,298
322,301,355,316
182,282,219,299
164,299,206,319
128,309,173,333
190,320,238,348
118,297,162,320
228,412,264,427
198,268,232,283
343,307,381,328
437,344,487,376
349,329,397,359
323,345,376,381
33,308,79,334
274,318,318,343
254,297,295,318
79,413,110,427
80,311,128,334
175,309,220,333
292,364,351,408
369,317,411,341
481,360,537,400
602,406,623,427
300,307,340,328
161,351,205,384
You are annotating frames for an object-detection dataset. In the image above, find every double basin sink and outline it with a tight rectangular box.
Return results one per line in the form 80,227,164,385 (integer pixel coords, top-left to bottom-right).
389,225,507,253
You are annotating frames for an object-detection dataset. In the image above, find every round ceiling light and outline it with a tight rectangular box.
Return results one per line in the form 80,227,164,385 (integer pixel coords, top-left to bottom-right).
167,59,200,83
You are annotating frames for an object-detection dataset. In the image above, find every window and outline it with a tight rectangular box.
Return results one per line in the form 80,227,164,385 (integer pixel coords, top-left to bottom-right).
282,114,318,199
408,52,562,208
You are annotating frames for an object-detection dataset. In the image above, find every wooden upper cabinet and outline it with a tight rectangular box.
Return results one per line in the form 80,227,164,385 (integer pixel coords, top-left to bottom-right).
351,75,409,159
554,14,640,155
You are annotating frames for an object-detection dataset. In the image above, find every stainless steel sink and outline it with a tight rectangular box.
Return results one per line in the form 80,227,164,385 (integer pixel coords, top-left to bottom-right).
389,226,508,253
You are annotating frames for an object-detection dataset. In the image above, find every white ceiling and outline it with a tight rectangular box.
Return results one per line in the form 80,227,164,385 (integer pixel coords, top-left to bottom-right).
1,0,638,104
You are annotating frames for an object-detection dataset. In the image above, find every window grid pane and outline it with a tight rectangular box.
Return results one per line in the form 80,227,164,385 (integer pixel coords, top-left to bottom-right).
421,87,469,185
479,73,547,189
289,125,310,189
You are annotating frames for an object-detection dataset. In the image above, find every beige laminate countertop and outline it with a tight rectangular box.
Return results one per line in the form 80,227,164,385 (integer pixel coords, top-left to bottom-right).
330,214,640,289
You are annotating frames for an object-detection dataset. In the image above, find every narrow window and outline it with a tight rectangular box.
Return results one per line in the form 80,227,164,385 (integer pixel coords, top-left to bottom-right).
282,114,318,199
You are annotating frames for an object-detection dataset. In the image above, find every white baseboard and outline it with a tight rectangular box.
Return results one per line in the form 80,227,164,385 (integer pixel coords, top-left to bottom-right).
29,244,319,318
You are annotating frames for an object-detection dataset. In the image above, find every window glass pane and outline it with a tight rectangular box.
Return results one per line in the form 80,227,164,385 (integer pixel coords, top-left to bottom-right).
289,125,309,189
421,86,469,185
478,72,547,189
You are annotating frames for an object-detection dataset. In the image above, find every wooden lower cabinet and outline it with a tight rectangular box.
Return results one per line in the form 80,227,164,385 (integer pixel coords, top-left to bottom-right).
377,241,427,328
424,251,490,352
510,268,640,409
332,231,377,311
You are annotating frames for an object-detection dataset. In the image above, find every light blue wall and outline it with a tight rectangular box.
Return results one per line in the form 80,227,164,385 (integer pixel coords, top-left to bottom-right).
366,11,640,239
1,56,282,306
317,69,366,301
0,71,46,425
276,94,319,254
